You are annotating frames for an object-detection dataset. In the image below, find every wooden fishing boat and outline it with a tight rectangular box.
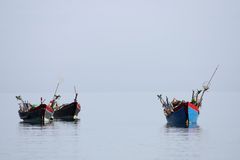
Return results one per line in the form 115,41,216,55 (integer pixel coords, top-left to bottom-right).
158,66,219,127
157,94,200,127
164,101,199,127
17,94,60,124
53,92,81,121
53,102,81,121
18,103,54,124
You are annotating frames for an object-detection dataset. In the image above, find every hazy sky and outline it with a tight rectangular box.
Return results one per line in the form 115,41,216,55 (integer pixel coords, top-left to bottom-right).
0,0,239,92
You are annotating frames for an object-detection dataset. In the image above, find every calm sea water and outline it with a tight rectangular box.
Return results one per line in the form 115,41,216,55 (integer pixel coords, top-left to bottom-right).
0,92,239,160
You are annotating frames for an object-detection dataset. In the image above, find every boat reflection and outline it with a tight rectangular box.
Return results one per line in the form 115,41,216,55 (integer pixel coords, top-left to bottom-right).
54,118,80,123
18,118,80,131
18,121,55,131
165,122,200,128
164,123,201,136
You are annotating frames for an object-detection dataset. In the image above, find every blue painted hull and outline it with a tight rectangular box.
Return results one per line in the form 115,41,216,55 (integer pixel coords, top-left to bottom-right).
166,102,199,127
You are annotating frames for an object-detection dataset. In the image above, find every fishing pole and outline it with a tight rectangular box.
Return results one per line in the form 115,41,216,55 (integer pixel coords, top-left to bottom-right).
53,82,60,97
49,82,61,109
205,65,219,89
198,65,219,107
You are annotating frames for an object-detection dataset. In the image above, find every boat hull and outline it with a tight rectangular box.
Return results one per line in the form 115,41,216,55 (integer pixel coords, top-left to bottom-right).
18,104,53,124
166,102,199,127
53,102,81,121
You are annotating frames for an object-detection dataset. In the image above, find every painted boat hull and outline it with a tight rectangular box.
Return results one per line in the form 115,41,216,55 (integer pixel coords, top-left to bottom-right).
53,102,81,121
166,102,199,127
18,104,54,124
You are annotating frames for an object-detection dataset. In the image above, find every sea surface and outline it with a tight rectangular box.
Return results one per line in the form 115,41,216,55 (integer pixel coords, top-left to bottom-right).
0,92,239,160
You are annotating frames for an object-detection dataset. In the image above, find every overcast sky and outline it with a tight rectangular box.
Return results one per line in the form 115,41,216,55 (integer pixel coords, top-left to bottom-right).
0,0,239,92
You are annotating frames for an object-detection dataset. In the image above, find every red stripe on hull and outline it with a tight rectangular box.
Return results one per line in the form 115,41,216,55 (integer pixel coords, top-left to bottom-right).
171,102,199,114
77,103,81,110
188,102,199,113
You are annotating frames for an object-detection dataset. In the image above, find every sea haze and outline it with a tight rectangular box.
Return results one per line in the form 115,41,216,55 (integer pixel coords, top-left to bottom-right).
0,0,240,159
0,91,239,160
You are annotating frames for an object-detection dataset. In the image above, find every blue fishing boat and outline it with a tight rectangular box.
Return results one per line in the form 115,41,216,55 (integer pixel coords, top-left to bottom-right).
157,95,202,128
158,65,219,128
165,102,199,127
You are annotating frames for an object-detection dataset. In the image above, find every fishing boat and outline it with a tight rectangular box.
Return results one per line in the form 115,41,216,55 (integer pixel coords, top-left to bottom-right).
17,96,58,124
53,89,81,121
158,97,199,127
16,83,61,124
157,66,219,127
